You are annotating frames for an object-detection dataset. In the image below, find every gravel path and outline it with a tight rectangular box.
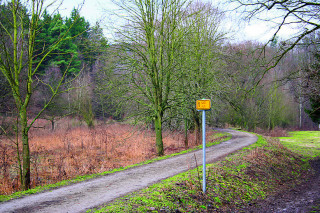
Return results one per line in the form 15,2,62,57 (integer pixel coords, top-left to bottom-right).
0,129,257,213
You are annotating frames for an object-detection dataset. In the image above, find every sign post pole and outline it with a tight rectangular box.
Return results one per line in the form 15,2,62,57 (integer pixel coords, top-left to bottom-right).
202,109,206,193
196,99,211,193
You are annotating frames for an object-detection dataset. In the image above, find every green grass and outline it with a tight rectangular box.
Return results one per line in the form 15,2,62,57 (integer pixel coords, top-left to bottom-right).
0,131,231,202
278,131,320,158
88,134,311,212
310,198,320,213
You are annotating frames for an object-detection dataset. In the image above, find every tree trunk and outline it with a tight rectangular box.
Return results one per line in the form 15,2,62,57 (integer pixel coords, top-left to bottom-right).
15,116,23,185
193,112,201,146
299,97,302,129
184,117,188,148
20,109,30,190
154,113,164,156
51,118,55,131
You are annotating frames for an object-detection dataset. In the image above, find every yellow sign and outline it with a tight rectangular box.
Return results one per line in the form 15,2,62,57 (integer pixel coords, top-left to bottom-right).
196,99,211,110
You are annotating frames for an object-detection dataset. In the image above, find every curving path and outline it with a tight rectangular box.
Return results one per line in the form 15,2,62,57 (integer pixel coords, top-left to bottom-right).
0,129,257,213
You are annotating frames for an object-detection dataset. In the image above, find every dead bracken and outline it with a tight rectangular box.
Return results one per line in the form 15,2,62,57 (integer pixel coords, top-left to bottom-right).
0,118,221,195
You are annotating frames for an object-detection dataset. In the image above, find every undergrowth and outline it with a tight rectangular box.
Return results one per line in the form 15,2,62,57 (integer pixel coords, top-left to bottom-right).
91,135,311,212
0,124,231,202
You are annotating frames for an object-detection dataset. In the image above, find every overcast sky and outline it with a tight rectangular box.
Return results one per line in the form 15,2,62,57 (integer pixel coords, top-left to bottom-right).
53,0,298,43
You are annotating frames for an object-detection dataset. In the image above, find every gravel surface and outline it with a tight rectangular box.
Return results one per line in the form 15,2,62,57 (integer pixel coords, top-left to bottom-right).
0,129,257,213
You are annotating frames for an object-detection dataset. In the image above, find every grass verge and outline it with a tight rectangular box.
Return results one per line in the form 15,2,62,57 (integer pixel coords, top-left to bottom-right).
278,131,320,158
89,134,312,212
0,131,231,202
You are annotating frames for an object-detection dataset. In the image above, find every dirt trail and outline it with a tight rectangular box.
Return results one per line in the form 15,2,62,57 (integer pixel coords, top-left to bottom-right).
0,129,257,213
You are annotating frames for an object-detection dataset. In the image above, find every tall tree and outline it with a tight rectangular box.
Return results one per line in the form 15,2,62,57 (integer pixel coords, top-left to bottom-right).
35,11,82,76
111,0,192,156
0,0,80,190
65,8,90,64
48,13,81,75
174,1,226,145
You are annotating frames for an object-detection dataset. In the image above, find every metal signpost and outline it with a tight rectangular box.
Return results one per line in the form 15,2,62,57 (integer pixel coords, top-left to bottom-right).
196,99,211,193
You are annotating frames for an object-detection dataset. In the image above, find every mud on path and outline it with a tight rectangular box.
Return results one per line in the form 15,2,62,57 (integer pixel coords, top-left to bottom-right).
0,129,257,213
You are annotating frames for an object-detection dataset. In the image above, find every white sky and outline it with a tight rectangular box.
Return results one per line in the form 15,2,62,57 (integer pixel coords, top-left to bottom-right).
51,0,299,43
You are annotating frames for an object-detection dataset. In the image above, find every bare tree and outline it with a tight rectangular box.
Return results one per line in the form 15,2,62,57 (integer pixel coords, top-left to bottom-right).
110,0,193,156
0,0,81,190
231,0,320,85
174,1,226,145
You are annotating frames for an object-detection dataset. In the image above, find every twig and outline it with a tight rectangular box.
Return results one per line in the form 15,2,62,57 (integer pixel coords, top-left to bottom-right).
194,153,202,191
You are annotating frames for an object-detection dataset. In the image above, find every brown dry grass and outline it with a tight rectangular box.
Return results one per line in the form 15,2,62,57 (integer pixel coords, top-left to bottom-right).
255,127,289,137
0,118,217,195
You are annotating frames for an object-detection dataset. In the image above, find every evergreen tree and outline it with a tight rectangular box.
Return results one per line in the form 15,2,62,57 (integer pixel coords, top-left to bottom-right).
65,8,92,65
48,13,81,75
305,97,320,124
35,9,108,75
34,10,52,74
65,8,89,41
35,12,81,76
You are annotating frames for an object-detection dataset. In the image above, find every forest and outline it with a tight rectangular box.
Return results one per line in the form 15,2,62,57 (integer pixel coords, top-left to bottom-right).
0,0,319,194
